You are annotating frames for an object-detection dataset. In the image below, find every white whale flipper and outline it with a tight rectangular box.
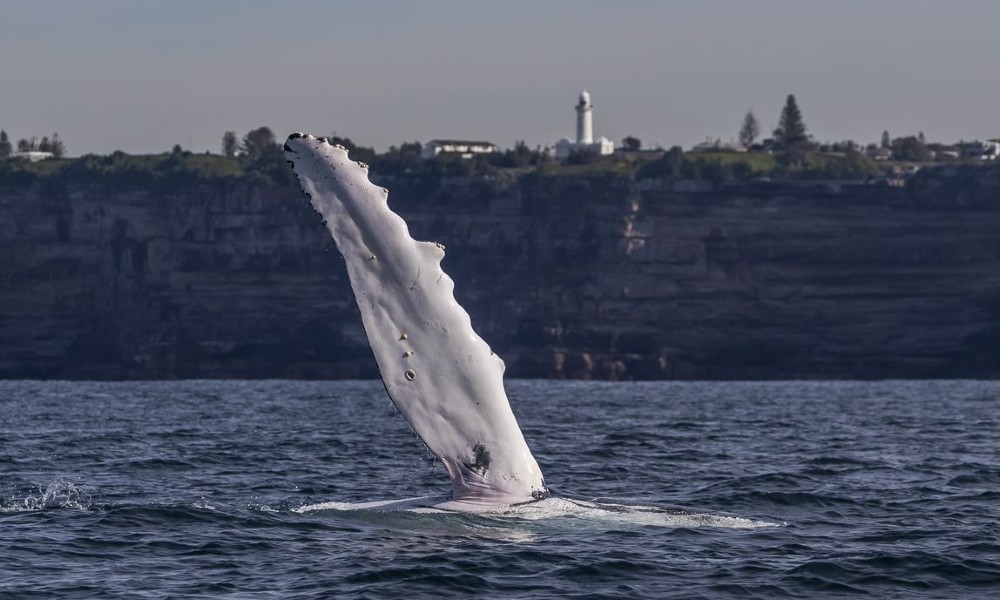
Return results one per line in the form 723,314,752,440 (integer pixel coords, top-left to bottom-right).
284,133,548,507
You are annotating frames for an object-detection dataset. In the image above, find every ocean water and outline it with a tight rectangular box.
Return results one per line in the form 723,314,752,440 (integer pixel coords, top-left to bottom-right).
1,379,997,599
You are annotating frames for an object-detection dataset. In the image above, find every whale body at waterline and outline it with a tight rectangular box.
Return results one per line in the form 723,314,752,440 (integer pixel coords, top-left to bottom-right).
284,133,548,509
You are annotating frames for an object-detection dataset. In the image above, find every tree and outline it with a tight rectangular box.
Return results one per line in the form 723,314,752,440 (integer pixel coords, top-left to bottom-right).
622,136,641,152
665,145,684,177
566,147,595,165
327,134,376,164
16,138,31,152
739,109,760,147
221,131,238,158
241,126,276,161
49,133,66,158
488,140,537,168
891,136,932,162
0,130,10,158
373,141,423,175
513,139,533,164
829,139,858,153
839,148,881,178
917,131,926,146
773,94,808,151
881,130,891,149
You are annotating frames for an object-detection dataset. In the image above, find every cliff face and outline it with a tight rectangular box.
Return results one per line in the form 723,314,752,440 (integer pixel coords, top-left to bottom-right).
2,166,1000,380
0,182,362,379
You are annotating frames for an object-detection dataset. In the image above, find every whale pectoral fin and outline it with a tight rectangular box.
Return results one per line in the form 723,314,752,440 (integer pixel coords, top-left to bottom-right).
284,133,547,504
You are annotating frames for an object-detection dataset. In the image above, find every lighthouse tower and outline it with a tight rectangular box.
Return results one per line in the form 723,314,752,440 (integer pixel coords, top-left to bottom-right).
575,90,594,144
555,89,614,159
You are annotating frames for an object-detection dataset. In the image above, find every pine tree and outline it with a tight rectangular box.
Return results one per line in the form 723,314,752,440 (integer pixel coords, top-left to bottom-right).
739,109,760,147
774,95,808,150
0,130,10,158
881,130,891,149
221,131,238,158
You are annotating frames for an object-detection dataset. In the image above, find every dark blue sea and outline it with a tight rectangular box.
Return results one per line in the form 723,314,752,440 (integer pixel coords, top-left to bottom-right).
1,379,997,599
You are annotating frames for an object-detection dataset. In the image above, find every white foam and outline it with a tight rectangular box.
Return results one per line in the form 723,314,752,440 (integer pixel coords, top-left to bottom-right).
191,497,218,511
295,495,780,529
295,495,447,514
492,497,781,529
1,480,91,513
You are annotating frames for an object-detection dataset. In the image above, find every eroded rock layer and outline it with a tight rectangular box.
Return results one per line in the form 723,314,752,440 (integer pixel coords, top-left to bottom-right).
2,166,999,380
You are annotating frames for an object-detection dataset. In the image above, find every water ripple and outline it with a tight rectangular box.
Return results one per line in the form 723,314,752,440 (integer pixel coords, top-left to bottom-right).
1,379,998,599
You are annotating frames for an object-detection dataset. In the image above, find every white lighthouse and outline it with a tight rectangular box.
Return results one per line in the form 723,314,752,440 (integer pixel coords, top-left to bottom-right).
576,90,594,144
556,89,614,159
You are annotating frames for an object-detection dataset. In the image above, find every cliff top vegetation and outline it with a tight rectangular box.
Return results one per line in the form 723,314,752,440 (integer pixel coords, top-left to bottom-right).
1,121,996,192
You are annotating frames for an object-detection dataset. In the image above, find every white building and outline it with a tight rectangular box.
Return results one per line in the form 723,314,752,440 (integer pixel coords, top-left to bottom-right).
421,139,497,159
11,151,55,162
555,90,614,159
960,140,1000,160
690,138,747,153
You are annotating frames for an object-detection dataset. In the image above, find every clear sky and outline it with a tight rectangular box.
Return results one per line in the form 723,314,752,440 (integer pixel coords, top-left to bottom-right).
2,0,997,156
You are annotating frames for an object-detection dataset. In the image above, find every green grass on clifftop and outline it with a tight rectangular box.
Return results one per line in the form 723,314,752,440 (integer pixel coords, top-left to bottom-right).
0,145,958,193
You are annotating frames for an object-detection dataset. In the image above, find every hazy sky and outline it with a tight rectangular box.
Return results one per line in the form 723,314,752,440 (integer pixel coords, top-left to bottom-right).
2,1,997,156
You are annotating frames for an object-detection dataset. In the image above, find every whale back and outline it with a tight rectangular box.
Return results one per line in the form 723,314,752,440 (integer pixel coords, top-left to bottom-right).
284,134,547,505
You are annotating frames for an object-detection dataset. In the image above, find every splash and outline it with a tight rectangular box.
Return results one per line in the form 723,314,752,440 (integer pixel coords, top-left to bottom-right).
1,479,92,513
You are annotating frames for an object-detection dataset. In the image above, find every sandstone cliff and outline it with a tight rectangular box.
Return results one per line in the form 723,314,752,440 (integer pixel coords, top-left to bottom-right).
2,165,1000,380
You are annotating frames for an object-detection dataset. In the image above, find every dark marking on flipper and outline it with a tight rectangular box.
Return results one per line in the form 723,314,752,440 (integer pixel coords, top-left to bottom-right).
463,443,492,475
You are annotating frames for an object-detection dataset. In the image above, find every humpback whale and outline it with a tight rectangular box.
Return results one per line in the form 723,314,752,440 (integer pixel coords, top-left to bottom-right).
284,132,780,528
284,133,549,509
